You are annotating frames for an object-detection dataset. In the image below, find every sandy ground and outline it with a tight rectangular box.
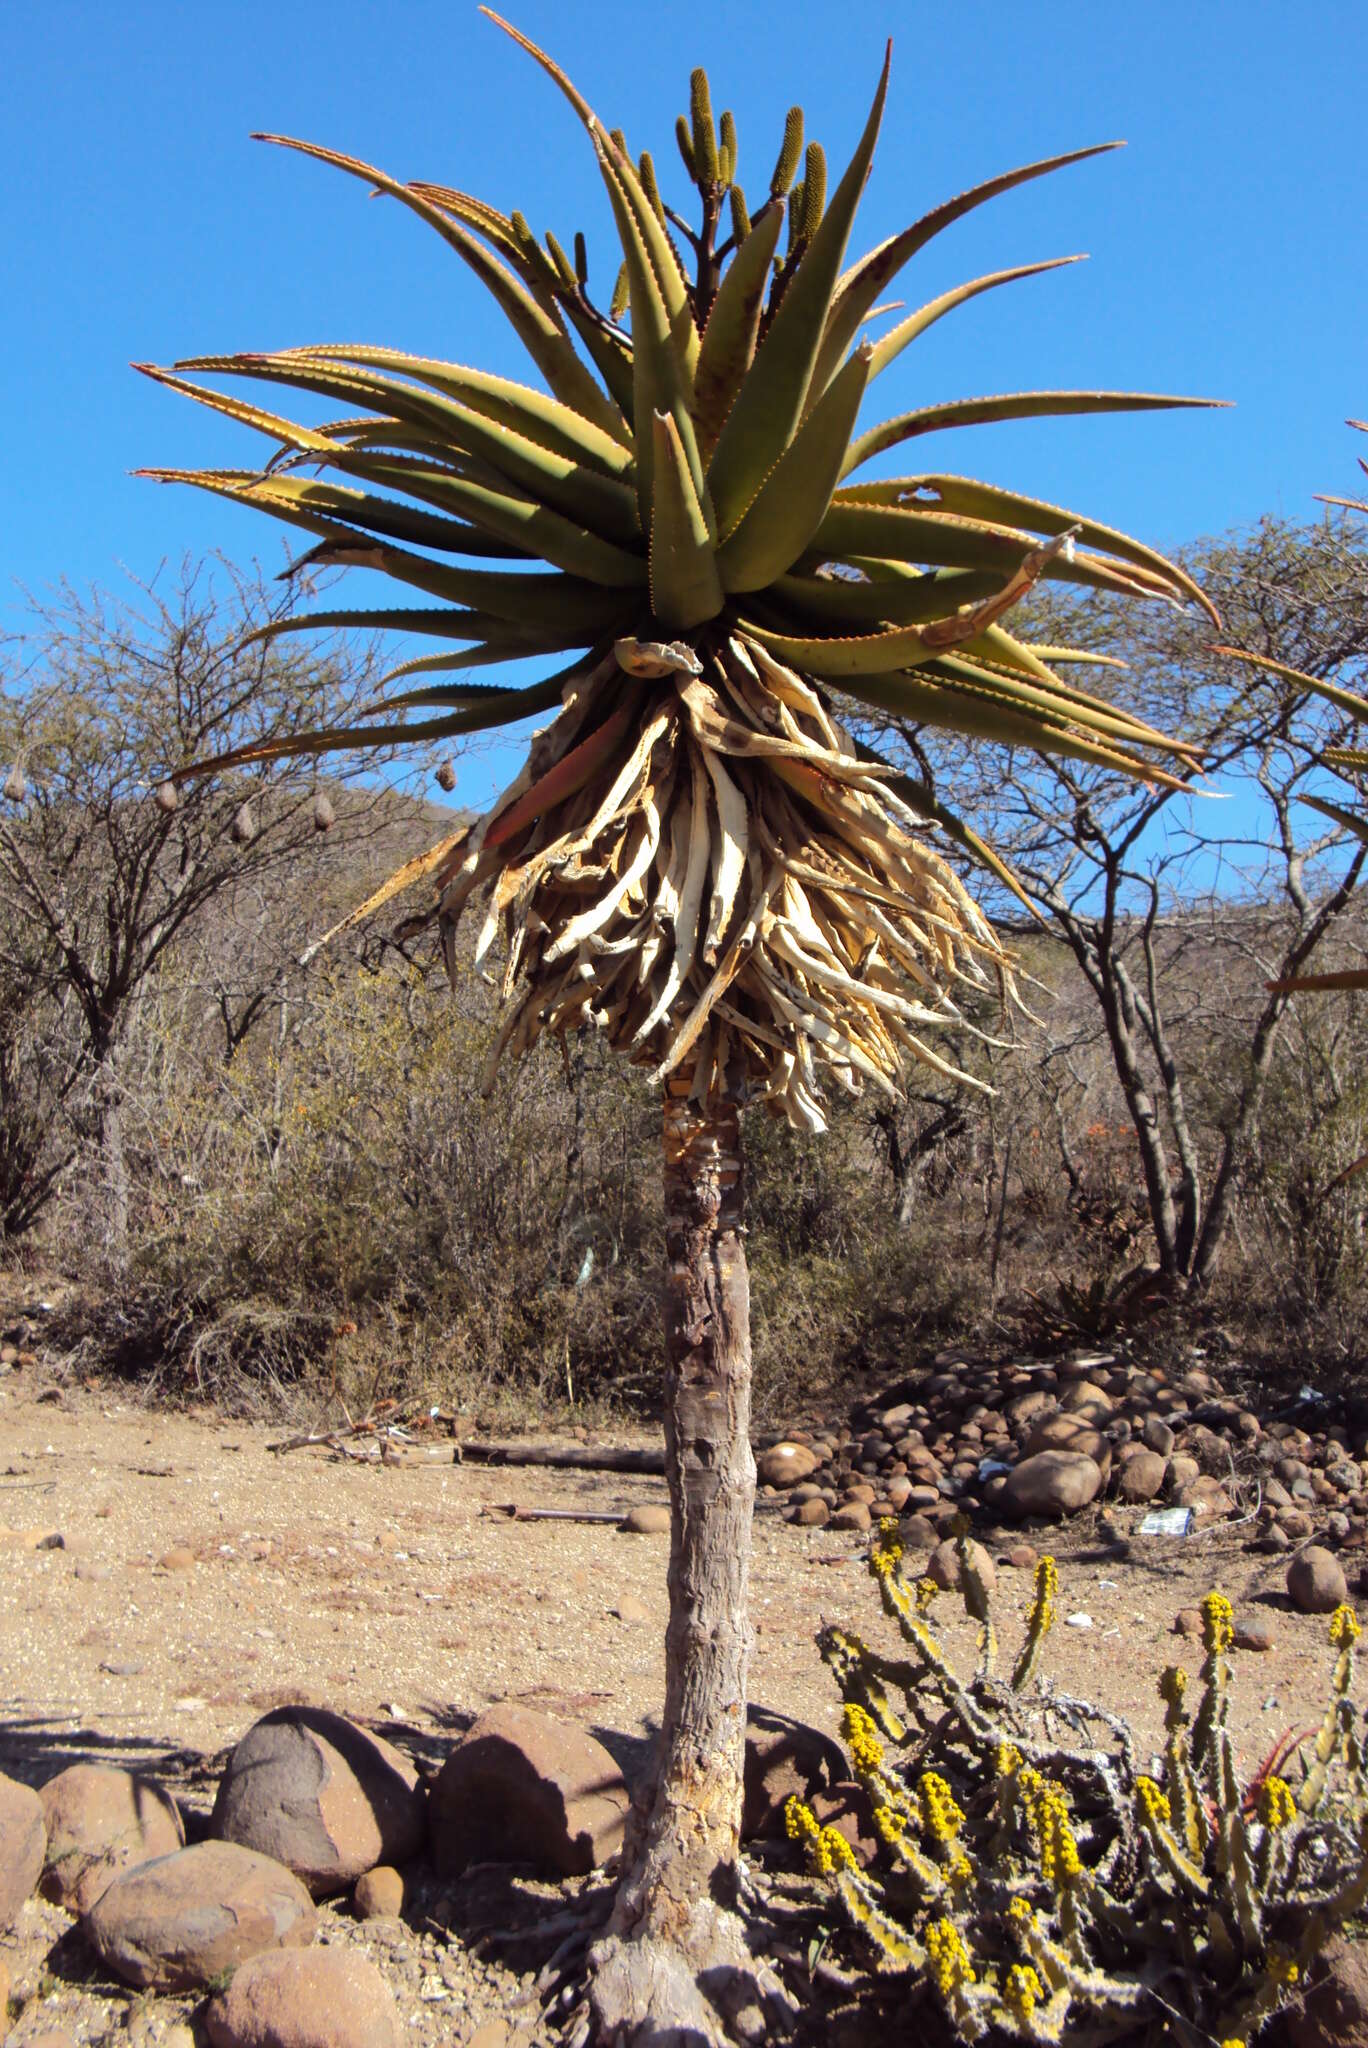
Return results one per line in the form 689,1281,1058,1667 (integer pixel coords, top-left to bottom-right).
0,1372,1357,2045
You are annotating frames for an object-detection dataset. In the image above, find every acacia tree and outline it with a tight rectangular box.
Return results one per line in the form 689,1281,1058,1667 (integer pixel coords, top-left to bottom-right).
874,518,1368,1295
0,565,390,1249
140,21,1212,2038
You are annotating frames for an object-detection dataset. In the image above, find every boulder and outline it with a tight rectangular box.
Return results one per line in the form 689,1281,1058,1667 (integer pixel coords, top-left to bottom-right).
85,1841,317,1991
429,1704,628,1878
1059,1379,1112,1419
211,1708,424,1897
1173,1477,1233,1521
925,1538,997,1597
1141,1416,1176,1456
1022,1414,1111,1483
0,1770,45,1928
831,1501,871,1532
39,1764,183,1915
1288,1546,1349,1615
205,1947,398,2048
742,1707,846,1841
755,1443,819,1489
1114,1449,1167,1503
1003,1451,1103,1518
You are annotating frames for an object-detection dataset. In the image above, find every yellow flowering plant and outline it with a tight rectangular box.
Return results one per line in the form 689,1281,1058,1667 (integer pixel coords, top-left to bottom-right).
793,1524,1368,2043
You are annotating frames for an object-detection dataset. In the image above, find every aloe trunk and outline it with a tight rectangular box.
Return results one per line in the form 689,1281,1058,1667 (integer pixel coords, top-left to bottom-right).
590,1078,768,2040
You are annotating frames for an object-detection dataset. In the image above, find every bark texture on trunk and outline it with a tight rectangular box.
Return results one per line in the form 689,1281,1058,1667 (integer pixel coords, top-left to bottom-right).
589,1079,781,2046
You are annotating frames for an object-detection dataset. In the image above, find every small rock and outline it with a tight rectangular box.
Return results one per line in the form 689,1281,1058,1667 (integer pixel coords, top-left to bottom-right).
898,1512,937,1549
1166,1454,1201,1492
830,1501,871,1532
1234,1621,1275,1652
755,1443,819,1489
1174,1477,1233,1520
611,1591,650,1624
86,1840,317,1991
790,1498,830,1528
1141,1416,1176,1456
353,1866,404,1919
1279,1508,1316,1541
39,1763,183,1915
212,1708,424,1898
1288,1546,1349,1615
1174,1608,1204,1637
926,1537,996,1596
1115,1449,1168,1503
619,1504,670,1535
1001,1544,1038,1569
158,1546,196,1571
205,1947,398,2048
1003,1451,1103,1518
0,1769,45,1927
429,1703,628,1878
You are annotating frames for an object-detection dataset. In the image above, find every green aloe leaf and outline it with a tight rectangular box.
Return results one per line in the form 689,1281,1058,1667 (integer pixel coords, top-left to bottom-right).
812,498,1182,601
705,44,891,538
649,411,725,631
479,10,698,373
844,389,1225,477
810,141,1122,398
173,683,572,779
769,566,1004,630
595,138,707,528
840,474,1212,614
864,257,1084,383
251,134,623,439
1299,794,1368,846
833,665,1187,784
173,351,641,546
692,199,786,459
272,345,633,477
716,342,873,593
1214,645,1368,722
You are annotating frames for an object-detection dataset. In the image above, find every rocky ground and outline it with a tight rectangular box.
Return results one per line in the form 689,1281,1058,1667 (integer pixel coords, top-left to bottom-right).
2,1319,1367,2048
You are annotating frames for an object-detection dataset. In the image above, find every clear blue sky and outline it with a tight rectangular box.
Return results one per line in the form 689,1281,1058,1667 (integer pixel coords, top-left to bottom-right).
4,1,1365,804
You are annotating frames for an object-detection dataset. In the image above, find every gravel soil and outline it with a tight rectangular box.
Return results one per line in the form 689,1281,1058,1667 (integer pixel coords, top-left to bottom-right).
0,1369,1357,2047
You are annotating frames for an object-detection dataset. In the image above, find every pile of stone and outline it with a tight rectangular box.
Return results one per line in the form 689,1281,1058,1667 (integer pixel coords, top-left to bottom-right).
0,1699,851,2039
757,1348,1368,1552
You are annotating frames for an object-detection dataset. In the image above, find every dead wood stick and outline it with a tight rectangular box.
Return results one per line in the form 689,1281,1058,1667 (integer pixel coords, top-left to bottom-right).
482,1504,628,1524
457,1439,665,1475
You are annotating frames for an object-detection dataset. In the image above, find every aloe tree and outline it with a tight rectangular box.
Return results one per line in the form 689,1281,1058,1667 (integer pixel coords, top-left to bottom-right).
140,16,1215,2037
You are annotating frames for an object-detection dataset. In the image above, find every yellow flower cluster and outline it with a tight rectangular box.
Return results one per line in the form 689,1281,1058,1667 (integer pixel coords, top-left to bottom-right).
916,1576,941,1614
1007,1895,1037,1929
1202,1591,1234,1654
996,1741,1023,1778
1218,2038,1246,2048
1136,1775,1173,1827
919,1771,966,1842
1020,1766,1081,1884
842,1702,885,1775
1159,1665,1188,1709
1267,1950,1300,1987
1031,1554,1059,1634
870,1524,903,1576
1331,1603,1361,1648
785,1795,818,1845
1004,1963,1044,2020
947,1851,974,1891
873,1804,907,1845
926,1916,976,1997
1257,1775,1296,1832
